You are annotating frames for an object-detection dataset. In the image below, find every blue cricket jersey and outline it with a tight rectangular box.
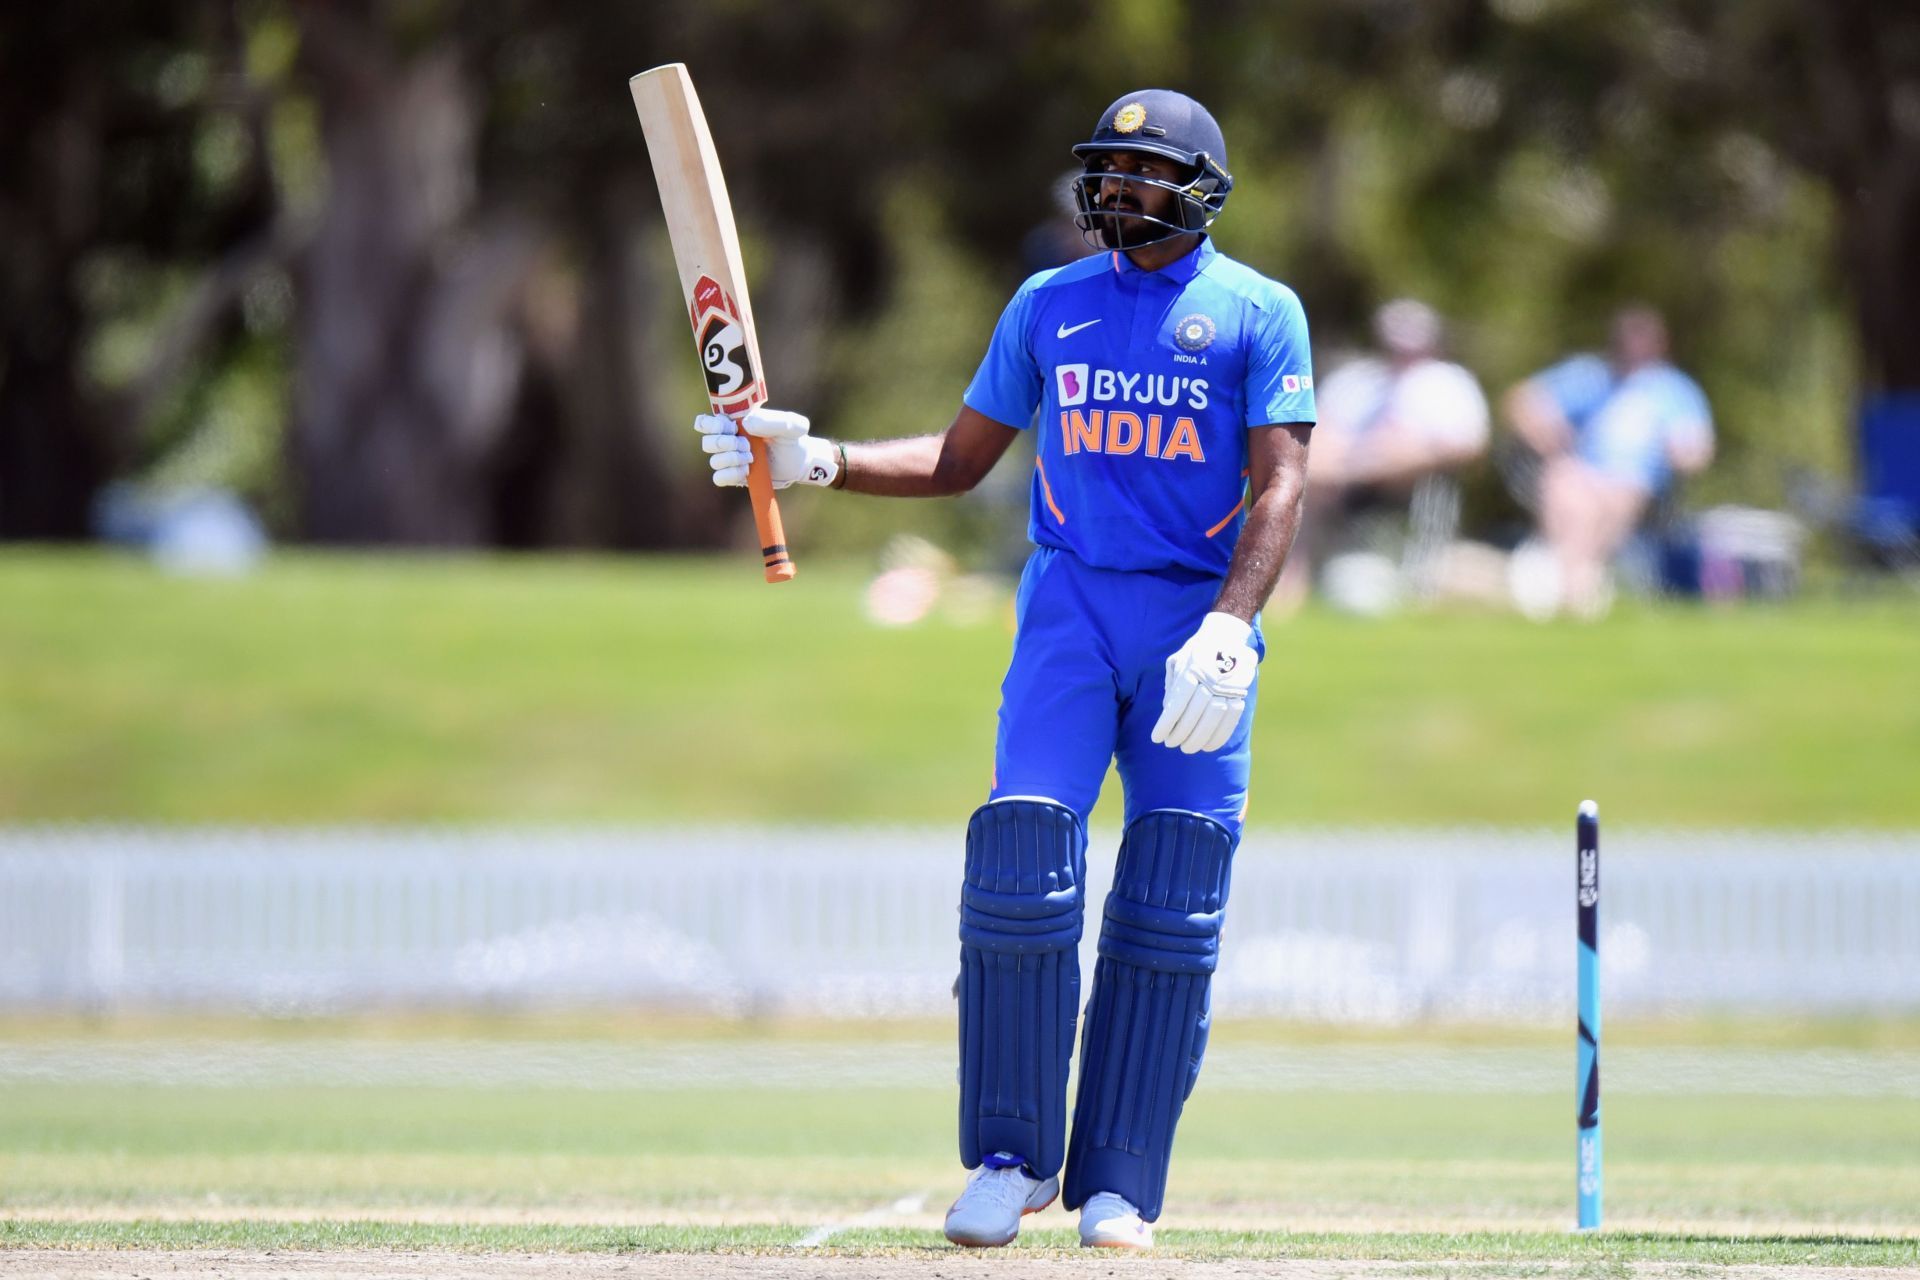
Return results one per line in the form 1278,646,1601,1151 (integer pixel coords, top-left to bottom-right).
963,237,1315,576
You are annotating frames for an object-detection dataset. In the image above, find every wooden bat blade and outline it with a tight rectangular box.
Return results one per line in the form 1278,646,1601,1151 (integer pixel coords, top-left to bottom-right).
629,63,793,582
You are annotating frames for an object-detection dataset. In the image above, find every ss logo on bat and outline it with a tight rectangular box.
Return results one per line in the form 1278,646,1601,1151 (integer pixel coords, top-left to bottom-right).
699,314,753,399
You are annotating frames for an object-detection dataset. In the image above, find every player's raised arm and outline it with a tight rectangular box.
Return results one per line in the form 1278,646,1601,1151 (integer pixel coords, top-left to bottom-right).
694,404,1020,499
693,197,1038,506
836,407,1021,497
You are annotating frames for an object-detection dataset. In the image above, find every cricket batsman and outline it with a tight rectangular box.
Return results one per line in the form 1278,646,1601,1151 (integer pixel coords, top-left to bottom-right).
693,89,1314,1249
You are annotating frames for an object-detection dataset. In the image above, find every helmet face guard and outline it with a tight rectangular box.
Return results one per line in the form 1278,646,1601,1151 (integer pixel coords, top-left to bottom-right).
1068,90,1235,252
1068,149,1233,251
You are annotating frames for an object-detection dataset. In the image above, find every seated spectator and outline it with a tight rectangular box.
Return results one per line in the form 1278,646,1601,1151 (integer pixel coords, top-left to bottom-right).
1275,299,1489,611
1503,306,1714,619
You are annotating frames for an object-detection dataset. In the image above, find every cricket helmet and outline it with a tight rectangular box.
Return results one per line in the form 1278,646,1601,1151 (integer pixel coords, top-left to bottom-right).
1069,89,1234,248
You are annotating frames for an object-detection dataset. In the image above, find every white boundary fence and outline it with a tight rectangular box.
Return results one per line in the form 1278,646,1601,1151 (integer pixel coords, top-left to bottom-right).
2,827,1917,1020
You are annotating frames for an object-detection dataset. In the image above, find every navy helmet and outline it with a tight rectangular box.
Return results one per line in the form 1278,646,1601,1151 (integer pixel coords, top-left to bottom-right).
1069,89,1234,249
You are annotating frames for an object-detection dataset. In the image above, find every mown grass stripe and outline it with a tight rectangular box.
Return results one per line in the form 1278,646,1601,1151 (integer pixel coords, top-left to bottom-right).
3,1219,1918,1265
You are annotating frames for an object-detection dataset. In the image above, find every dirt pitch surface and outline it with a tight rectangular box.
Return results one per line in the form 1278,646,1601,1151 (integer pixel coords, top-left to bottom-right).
4,1253,1918,1280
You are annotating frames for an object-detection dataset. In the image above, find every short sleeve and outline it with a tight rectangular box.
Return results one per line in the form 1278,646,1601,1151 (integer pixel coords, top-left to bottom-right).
1532,355,1612,424
962,282,1043,430
1244,290,1316,427
1663,371,1714,451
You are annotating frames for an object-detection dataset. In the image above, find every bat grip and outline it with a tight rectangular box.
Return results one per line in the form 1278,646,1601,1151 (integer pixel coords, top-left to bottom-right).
743,434,795,582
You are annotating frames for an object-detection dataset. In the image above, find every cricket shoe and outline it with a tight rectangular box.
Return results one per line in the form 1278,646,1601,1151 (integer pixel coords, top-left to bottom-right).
1078,1191,1154,1249
942,1155,1059,1247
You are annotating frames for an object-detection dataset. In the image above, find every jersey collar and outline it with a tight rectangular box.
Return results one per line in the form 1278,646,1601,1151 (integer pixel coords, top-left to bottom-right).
1110,235,1215,284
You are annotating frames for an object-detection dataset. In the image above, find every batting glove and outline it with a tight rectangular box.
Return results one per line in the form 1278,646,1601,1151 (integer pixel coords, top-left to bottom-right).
1151,611,1258,754
695,407,838,489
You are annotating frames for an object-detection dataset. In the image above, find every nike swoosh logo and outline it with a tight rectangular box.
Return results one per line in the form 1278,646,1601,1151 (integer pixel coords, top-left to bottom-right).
1056,319,1102,339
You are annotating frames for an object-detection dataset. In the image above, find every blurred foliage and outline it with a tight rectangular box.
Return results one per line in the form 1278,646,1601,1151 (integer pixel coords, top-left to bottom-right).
1,0,1914,553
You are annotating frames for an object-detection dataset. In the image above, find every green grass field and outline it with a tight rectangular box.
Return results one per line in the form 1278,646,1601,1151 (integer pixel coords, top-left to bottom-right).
4,1019,1919,1266
5,553,1919,1270
3,550,1918,826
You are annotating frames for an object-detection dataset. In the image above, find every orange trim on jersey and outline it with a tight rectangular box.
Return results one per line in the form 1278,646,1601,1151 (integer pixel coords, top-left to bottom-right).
1203,497,1246,538
1204,469,1255,539
1036,457,1066,524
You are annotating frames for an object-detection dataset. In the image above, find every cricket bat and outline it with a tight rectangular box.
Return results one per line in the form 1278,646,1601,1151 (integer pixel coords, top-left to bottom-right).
629,62,794,582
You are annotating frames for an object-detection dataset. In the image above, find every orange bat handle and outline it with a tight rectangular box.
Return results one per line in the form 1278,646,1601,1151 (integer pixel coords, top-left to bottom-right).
743,435,795,582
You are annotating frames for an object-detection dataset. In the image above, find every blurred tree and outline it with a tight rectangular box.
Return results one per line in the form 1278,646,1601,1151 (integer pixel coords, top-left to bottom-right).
1701,0,1920,394
285,0,1118,547
1191,0,1901,512
1,0,1908,551
0,7,104,538
0,5,277,537
289,4,541,543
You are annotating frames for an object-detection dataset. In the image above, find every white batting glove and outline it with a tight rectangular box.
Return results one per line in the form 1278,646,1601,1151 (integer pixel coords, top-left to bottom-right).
1151,611,1258,754
694,408,838,489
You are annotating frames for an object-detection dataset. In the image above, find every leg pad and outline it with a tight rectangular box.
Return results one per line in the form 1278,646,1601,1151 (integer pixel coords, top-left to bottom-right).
957,798,1087,1177
1064,808,1234,1220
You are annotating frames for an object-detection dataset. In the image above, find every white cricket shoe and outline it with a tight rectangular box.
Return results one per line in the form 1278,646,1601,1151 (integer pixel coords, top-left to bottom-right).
1078,1191,1154,1249
942,1157,1059,1247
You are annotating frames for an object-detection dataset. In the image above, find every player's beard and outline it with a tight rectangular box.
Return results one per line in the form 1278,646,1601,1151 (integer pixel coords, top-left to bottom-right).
1096,201,1150,250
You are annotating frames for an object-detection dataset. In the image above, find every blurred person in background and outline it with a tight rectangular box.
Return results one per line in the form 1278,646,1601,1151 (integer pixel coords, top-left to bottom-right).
695,89,1314,1251
1503,306,1714,619
1272,298,1488,613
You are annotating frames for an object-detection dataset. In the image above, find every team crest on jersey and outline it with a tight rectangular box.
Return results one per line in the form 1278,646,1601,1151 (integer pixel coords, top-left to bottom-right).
1113,102,1146,134
1173,313,1216,353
